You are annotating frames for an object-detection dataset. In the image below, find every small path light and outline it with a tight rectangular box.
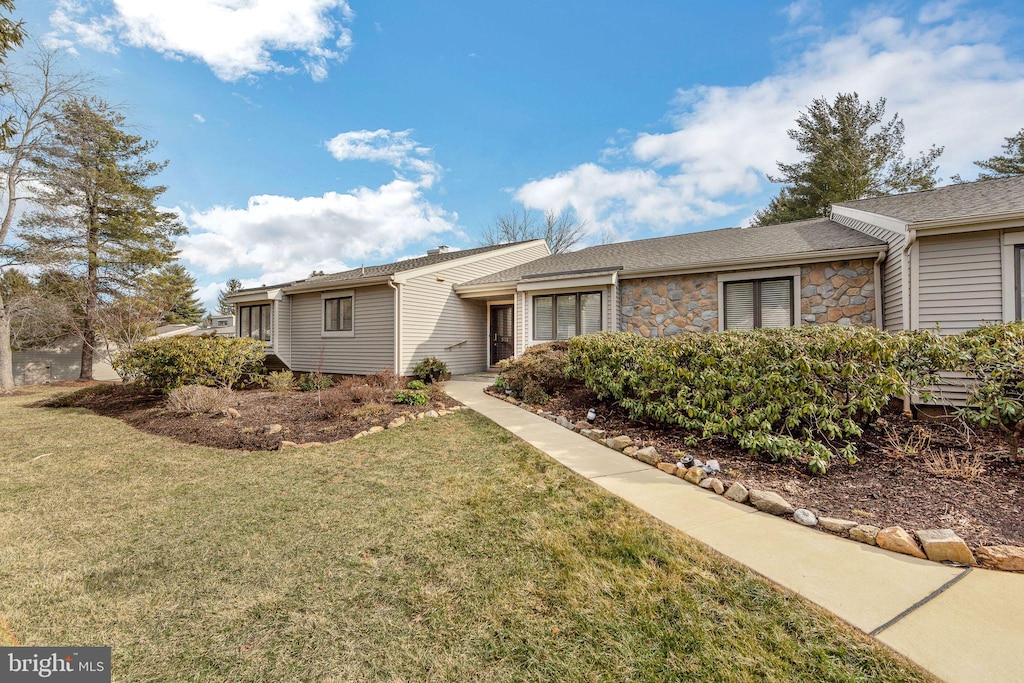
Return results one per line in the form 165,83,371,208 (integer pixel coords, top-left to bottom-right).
586,408,597,422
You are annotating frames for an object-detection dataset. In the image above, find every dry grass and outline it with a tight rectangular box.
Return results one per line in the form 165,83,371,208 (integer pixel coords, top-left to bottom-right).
349,401,391,420
883,422,932,459
165,385,234,415
0,387,931,682
924,450,988,481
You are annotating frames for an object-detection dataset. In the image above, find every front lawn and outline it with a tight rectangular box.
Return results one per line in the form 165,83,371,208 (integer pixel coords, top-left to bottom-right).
0,388,930,681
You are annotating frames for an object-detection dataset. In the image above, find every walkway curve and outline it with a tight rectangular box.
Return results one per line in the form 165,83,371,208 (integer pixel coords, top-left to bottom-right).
446,376,1024,683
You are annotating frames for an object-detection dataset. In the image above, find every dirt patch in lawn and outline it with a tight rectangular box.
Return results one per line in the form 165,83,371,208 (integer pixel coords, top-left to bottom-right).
42,380,461,451
510,386,1024,549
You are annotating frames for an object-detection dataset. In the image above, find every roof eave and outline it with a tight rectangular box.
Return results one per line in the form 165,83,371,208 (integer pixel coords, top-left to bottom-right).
283,275,395,295
619,245,887,280
909,209,1024,233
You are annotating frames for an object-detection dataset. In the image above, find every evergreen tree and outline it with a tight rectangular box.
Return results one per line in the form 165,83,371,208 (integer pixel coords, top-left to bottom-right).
753,93,943,226
216,277,242,315
974,128,1024,179
19,96,184,379
143,263,205,324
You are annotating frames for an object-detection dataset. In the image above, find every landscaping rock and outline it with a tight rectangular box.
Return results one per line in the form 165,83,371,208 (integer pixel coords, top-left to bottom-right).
623,446,639,457
574,421,592,431
723,482,749,504
683,466,707,485
699,477,724,494
352,431,369,440
656,462,678,476
850,525,880,545
226,408,240,419
368,426,384,434
262,424,283,435
278,440,298,450
416,412,426,420
794,509,818,526
876,526,926,559
387,416,406,430
606,435,632,451
588,429,606,443
915,529,975,565
635,446,660,465
556,415,573,429
703,459,720,474
297,442,323,449
975,545,1024,571
748,490,794,516
818,517,858,533
424,410,440,419
437,410,451,416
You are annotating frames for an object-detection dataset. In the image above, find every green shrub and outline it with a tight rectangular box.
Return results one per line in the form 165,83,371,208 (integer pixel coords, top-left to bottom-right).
406,379,427,390
955,322,1024,459
491,375,508,391
298,372,333,392
566,328,947,473
266,370,297,393
113,336,267,391
413,356,450,383
394,389,429,406
497,341,570,403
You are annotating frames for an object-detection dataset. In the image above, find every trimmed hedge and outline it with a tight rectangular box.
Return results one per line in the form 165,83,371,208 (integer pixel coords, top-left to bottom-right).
563,328,951,473
113,336,267,391
497,341,569,406
956,322,1024,459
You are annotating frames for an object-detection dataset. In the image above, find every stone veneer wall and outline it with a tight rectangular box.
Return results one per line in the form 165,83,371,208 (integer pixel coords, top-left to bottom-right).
620,259,877,337
620,274,719,336
799,259,875,325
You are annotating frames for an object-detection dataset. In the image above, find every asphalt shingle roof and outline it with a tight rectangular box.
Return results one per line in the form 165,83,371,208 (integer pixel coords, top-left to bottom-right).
233,240,543,294
460,217,886,287
836,175,1024,224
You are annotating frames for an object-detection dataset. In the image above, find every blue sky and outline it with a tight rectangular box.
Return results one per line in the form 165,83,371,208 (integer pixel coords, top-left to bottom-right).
13,0,1024,310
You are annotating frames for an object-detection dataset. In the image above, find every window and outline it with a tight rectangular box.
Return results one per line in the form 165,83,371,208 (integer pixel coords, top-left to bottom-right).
723,278,794,330
533,292,602,340
324,295,353,332
238,304,272,342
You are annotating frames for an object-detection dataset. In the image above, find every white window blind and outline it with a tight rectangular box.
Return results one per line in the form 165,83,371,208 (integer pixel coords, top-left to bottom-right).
534,296,554,340
725,281,755,330
759,279,792,328
580,293,602,334
555,294,577,339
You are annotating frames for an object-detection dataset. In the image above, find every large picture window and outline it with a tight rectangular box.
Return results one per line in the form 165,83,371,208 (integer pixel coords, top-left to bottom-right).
1017,245,1024,320
723,278,794,330
238,304,272,342
533,292,602,341
324,295,353,332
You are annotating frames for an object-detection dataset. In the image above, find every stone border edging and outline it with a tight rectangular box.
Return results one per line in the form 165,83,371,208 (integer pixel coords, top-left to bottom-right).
486,388,1024,573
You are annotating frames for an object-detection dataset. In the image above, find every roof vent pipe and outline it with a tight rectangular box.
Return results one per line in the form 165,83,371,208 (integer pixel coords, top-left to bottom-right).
427,245,450,255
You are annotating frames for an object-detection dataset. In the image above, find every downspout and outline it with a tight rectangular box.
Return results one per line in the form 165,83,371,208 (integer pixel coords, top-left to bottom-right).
872,249,885,330
388,278,401,375
901,229,918,414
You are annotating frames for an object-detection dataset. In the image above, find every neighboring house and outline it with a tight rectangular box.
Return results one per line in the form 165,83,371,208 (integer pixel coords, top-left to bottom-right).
197,314,236,337
225,175,1024,386
11,337,120,387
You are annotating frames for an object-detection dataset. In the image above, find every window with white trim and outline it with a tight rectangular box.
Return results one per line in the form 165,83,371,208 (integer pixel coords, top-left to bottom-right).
1017,245,1024,320
238,304,272,342
533,292,602,340
723,278,794,330
324,295,353,332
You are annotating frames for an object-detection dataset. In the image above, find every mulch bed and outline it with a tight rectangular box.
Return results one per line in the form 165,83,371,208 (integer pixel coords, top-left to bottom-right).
42,382,461,451
512,385,1024,549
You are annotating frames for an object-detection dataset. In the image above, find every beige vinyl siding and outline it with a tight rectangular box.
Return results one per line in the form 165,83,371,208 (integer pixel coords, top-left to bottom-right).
12,340,118,386
916,231,1003,407
515,290,528,356
917,232,1003,335
831,213,905,330
400,242,550,374
288,286,395,375
272,297,291,365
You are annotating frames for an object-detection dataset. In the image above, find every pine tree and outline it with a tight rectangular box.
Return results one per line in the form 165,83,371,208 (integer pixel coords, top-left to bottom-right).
974,128,1024,179
216,278,242,315
753,93,943,226
19,97,185,379
143,263,205,324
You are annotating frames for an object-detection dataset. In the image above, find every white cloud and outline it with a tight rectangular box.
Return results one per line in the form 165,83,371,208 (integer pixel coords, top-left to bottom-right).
193,113,205,124
47,0,355,81
177,178,456,280
516,6,1024,239
325,129,441,181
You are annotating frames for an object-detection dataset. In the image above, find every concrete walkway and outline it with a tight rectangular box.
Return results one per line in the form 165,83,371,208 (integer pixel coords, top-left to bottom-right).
446,375,1024,683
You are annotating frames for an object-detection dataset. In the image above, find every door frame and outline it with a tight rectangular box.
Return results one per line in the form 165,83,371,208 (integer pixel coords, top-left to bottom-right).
487,300,515,368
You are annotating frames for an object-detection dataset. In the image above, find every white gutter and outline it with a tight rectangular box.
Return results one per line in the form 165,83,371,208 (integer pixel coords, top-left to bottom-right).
284,275,394,295
872,249,885,330
902,228,918,332
388,279,401,375
910,209,1024,233
620,246,885,280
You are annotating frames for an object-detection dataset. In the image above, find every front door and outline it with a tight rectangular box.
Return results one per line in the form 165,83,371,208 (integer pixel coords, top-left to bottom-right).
489,304,514,366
